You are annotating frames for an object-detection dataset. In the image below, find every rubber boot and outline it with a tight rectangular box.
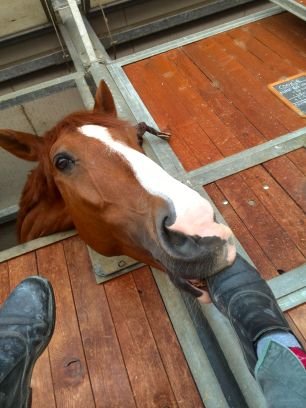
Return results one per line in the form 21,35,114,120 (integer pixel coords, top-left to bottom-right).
207,254,291,374
0,276,55,407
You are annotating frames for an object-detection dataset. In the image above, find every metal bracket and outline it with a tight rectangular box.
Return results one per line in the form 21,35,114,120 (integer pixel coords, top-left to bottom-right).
87,246,142,283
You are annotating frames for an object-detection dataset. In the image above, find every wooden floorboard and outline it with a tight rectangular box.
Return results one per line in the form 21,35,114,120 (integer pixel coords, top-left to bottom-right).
63,237,136,408
125,12,306,344
132,267,204,407
1,236,204,407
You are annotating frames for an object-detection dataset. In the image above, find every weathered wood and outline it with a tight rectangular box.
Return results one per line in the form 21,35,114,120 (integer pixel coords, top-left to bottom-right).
0,262,9,303
183,43,285,139
227,27,300,78
104,273,178,408
63,236,136,408
264,154,306,209
216,173,305,271
240,165,306,255
133,266,205,407
246,20,306,69
8,252,56,408
124,60,204,171
146,53,244,157
36,243,95,408
287,304,306,344
204,182,278,280
167,48,267,147
261,14,306,54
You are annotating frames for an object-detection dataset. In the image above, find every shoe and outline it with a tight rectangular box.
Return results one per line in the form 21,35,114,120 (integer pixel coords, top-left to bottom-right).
206,254,291,374
0,276,55,408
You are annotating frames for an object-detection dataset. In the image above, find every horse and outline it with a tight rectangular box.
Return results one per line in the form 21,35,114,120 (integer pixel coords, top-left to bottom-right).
0,81,236,302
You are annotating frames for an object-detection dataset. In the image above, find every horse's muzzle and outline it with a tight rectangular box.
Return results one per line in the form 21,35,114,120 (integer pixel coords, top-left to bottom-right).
149,204,236,297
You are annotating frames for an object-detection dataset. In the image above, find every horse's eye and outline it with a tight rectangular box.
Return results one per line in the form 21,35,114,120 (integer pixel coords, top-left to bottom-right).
54,154,75,172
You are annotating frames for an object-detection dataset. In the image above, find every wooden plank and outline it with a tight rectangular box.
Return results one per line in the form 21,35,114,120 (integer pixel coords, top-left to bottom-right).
8,253,56,408
124,57,233,170
188,36,302,133
36,243,95,408
0,261,10,303
287,149,306,174
63,236,136,408
286,304,306,345
166,48,267,147
216,173,305,271
261,14,306,55
183,42,286,139
240,165,306,256
204,182,278,280
143,53,244,157
132,266,204,407
227,27,302,78
124,62,201,171
264,155,306,212
104,273,178,408
244,20,306,70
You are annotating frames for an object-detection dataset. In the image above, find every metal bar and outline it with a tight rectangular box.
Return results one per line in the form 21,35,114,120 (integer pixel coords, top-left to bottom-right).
152,268,230,408
185,128,306,186
58,0,100,64
99,0,255,49
80,0,91,14
112,5,283,67
202,303,267,408
268,264,306,299
0,51,68,83
0,24,53,47
278,287,306,311
182,291,249,407
0,72,81,110
75,76,95,109
0,205,19,225
269,0,306,21
0,230,77,263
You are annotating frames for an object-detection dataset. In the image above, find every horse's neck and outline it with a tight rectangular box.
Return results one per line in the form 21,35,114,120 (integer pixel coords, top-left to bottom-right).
17,167,74,242
18,199,74,242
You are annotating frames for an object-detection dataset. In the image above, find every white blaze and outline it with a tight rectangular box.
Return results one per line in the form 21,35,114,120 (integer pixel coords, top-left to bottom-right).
79,124,234,247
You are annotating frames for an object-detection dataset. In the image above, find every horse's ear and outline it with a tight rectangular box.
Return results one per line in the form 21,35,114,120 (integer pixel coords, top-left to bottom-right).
94,81,117,117
0,130,43,161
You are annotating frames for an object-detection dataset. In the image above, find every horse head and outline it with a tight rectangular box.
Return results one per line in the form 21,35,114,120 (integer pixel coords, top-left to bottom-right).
0,81,236,301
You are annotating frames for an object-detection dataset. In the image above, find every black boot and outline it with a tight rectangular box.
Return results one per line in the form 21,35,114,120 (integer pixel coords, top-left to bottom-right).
206,254,291,374
0,276,55,408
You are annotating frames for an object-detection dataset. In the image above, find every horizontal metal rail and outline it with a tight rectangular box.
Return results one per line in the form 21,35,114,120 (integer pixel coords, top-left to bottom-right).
268,264,306,299
0,51,69,83
269,0,306,21
0,205,19,225
99,0,255,49
185,128,306,186
0,72,82,110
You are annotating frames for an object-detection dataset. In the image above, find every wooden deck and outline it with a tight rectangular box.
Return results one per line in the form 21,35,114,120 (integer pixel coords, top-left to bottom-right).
0,236,203,407
125,12,306,344
1,11,305,408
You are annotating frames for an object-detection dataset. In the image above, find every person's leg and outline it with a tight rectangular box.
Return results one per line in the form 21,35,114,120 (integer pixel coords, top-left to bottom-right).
0,276,55,408
207,254,306,407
